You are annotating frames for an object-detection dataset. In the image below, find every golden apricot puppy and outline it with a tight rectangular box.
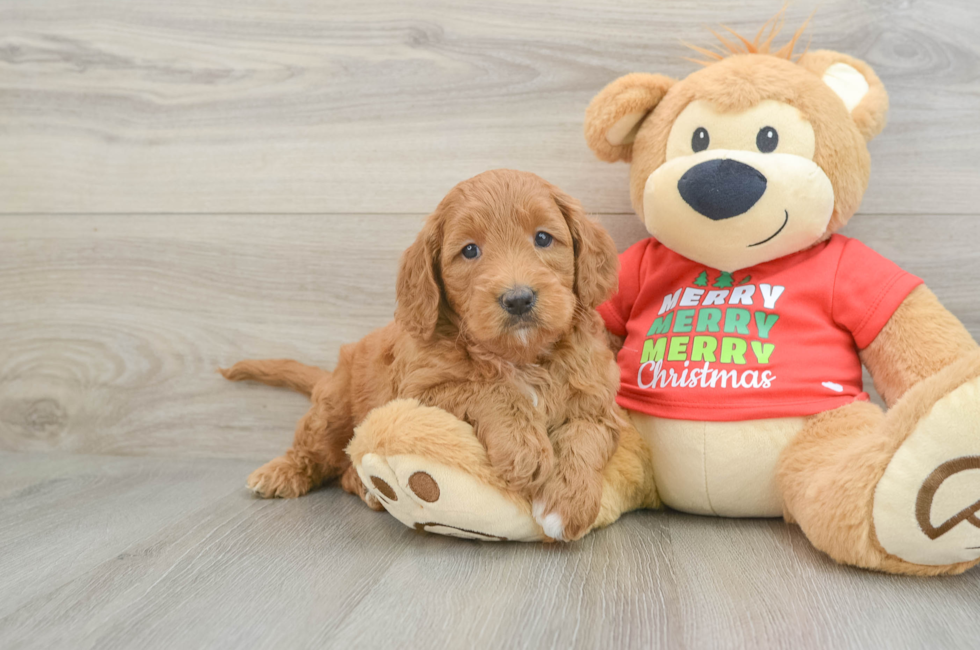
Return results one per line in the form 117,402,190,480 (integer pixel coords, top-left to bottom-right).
222,169,626,541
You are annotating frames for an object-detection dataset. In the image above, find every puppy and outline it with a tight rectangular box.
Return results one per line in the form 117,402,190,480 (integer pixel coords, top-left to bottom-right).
222,169,623,540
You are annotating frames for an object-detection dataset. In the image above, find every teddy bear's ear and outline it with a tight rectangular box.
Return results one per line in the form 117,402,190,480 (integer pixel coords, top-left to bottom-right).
584,73,676,163
797,50,889,142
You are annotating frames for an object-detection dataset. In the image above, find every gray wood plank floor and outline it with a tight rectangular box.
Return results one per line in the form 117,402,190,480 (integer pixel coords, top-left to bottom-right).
2,0,980,647
2,452,979,650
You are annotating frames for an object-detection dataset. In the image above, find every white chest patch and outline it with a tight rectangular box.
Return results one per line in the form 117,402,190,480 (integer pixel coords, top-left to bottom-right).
525,387,539,408
514,364,544,410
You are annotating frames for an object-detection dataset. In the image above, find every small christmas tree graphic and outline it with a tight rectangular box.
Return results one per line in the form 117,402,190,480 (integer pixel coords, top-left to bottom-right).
713,271,735,288
693,270,709,287
738,275,752,285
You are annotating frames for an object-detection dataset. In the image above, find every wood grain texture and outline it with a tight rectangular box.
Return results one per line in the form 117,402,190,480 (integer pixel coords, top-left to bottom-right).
1,213,977,459
2,1,979,644
1,0,979,214
1,452,978,650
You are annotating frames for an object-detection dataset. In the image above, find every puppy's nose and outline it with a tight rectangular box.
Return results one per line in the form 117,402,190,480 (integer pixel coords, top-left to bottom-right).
678,158,767,221
499,286,537,316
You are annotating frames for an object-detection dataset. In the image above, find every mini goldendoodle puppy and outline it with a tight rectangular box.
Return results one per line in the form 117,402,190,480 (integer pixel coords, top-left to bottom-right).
223,169,628,540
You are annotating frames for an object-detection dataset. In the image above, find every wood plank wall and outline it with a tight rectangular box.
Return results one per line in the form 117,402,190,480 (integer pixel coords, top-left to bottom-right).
2,0,978,460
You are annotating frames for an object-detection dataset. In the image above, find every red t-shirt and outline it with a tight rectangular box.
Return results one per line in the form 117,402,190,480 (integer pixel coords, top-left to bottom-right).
598,235,922,421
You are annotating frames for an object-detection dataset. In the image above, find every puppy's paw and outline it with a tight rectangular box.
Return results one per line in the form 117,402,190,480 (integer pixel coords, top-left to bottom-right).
532,474,603,542
247,457,314,499
488,436,554,494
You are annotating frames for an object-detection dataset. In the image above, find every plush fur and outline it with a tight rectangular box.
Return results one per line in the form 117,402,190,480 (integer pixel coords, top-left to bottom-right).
584,16,888,237
779,352,980,576
773,282,980,572
581,14,980,574
860,286,979,407
347,397,661,532
222,169,631,540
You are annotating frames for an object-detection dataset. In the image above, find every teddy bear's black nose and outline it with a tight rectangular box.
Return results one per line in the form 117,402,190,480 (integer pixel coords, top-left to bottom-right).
677,158,767,221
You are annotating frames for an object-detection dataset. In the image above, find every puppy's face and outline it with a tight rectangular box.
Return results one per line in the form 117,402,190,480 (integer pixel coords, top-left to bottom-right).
395,170,618,362
439,188,576,355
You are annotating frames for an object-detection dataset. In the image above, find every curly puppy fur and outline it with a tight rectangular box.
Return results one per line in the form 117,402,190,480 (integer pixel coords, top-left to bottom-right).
222,169,624,540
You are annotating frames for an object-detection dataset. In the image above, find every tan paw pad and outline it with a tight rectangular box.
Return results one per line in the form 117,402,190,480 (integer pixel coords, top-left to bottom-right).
354,453,545,542
874,376,980,566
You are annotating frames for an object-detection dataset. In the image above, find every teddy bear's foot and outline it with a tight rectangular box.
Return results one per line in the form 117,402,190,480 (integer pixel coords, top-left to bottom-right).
347,399,548,542
873,359,980,567
356,452,546,542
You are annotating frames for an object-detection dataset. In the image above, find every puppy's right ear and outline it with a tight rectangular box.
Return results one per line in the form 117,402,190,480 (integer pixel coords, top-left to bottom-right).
584,73,676,163
395,214,442,341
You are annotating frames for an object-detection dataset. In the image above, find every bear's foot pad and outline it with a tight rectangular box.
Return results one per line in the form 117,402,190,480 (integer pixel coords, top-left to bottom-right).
355,453,546,542
874,375,980,566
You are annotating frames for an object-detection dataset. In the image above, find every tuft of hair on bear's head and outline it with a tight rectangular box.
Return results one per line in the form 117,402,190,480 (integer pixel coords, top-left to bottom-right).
683,7,813,67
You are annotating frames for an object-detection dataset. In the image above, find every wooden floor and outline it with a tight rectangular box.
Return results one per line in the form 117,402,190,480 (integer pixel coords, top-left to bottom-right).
2,452,979,650
2,1,980,648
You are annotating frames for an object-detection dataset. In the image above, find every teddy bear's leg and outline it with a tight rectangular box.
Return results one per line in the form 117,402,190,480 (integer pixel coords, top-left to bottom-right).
346,399,654,542
594,410,660,528
778,353,980,575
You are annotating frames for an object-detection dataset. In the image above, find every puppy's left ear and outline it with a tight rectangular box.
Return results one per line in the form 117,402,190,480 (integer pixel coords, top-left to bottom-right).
797,50,889,141
552,187,619,310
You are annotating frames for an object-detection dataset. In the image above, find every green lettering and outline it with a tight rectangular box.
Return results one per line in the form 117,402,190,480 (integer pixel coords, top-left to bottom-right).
691,336,718,362
696,308,722,333
647,313,673,336
754,312,779,339
641,337,667,363
667,336,689,362
720,337,747,364
750,341,775,364
724,308,751,334
673,309,695,333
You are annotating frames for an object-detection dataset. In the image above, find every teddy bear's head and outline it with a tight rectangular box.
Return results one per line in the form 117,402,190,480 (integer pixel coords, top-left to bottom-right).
584,18,888,271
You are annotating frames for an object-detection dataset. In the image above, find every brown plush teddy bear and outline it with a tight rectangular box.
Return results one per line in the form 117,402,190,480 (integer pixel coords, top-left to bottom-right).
345,16,979,576
578,17,980,576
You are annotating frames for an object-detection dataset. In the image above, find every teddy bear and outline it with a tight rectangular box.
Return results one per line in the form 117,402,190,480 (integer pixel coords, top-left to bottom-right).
347,17,980,575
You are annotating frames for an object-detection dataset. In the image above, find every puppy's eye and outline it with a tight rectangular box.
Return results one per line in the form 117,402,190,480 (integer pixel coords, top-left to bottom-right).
756,126,778,153
461,243,480,259
692,127,709,153
534,231,553,248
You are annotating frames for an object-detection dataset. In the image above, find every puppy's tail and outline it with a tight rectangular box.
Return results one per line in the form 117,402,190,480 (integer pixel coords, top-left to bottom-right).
219,359,329,397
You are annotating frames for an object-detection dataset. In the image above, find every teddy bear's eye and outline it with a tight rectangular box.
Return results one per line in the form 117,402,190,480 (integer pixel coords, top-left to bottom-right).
691,127,710,153
756,126,778,153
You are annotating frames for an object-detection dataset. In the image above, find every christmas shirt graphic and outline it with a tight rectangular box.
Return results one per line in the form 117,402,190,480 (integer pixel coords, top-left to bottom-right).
597,235,923,421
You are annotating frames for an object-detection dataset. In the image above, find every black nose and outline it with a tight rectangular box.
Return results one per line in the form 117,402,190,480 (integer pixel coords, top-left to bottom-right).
499,286,536,316
677,158,767,221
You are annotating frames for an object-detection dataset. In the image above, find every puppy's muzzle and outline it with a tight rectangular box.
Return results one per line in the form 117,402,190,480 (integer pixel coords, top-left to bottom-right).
499,286,537,317
678,158,767,221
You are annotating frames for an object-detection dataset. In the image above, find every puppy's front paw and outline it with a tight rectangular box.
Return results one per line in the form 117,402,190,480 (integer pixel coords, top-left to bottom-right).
533,474,603,542
487,436,554,494
247,457,314,499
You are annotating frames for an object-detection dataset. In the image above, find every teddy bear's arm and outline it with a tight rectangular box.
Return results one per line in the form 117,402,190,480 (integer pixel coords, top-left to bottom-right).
859,285,978,407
